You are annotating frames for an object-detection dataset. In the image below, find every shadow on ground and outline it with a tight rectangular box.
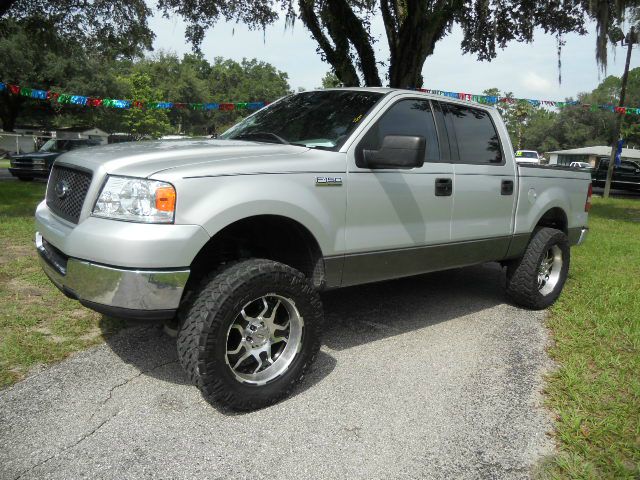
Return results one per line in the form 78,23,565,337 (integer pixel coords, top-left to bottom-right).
100,263,506,406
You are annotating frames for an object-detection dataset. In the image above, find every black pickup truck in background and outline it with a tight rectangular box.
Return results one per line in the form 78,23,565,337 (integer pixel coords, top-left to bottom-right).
8,138,100,181
591,158,640,191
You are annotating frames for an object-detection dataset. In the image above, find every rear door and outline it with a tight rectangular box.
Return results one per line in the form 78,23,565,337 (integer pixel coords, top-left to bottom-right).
436,101,517,260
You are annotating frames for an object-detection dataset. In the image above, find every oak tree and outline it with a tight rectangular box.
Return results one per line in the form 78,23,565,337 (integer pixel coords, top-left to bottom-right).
158,0,640,88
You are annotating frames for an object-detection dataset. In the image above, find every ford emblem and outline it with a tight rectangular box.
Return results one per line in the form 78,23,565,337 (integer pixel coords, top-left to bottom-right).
55,179,70,199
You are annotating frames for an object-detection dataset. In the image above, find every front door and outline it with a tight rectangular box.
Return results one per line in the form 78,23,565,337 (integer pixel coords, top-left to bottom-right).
342,97,454,286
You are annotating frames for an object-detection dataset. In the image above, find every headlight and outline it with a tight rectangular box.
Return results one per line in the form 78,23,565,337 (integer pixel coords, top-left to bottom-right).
92,176,176,223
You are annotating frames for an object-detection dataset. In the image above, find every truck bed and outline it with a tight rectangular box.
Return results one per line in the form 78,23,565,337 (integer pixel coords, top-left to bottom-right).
513,164,591,240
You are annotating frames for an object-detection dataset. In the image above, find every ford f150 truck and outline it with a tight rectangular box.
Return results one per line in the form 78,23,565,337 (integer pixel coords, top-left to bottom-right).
35,88,591,410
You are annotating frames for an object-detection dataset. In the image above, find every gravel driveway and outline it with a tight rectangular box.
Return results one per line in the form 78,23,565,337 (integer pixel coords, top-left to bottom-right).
0,264,553,479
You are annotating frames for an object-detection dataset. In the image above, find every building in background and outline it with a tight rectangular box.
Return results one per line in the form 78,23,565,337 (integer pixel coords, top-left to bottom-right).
55,127,108,145
547,146,640,168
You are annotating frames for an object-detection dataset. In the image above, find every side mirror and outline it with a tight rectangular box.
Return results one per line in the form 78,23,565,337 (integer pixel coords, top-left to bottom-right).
362,135,425,169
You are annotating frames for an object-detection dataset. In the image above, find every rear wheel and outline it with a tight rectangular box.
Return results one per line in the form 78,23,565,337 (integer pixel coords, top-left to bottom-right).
177,259,323,410
506,227,570,310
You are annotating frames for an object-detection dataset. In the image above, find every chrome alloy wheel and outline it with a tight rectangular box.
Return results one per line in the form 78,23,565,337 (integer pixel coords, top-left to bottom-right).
225,294,304,385
538,245,563,295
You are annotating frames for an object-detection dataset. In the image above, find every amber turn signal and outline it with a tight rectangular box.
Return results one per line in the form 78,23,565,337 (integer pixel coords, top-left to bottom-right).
155,186,176,212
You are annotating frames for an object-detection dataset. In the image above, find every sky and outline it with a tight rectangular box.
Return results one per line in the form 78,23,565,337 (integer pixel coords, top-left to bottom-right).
149,7,640,103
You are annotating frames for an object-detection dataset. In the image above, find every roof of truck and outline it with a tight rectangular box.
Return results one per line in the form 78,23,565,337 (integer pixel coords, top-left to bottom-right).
321,87,495,109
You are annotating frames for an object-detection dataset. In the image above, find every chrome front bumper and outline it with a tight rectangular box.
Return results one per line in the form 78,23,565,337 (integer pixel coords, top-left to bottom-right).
36,232,189,320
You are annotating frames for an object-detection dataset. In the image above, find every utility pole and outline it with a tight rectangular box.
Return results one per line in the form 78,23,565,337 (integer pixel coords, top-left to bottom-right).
604,26,636,198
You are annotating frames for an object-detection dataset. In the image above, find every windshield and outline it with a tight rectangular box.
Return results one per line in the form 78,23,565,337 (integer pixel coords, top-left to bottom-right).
39,139,64,152
39,139,98,152
220,90,384,150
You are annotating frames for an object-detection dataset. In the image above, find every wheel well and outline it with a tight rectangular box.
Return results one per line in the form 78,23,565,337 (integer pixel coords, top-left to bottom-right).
190,215,325,289
535,207,568,235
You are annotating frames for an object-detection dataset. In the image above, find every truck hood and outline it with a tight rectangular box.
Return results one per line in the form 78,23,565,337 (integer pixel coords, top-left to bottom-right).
53,139,315,178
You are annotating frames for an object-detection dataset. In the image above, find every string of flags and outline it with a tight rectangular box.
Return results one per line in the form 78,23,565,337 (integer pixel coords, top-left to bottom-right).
412,88,640,115
0,81,266,112
2,80,638,116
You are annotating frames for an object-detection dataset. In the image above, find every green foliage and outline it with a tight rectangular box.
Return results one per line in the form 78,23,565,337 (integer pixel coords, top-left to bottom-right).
119,72,171,139
321,72,341,88
0,43,292,135
483,88,536,150
490,67,640,153
131,53,291,135
1,0,153,58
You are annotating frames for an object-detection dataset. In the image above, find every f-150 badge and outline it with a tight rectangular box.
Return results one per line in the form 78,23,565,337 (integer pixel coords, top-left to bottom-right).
315,176,343,186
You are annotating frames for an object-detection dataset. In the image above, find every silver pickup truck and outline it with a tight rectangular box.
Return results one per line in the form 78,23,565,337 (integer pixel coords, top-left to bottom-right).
35,88,591,410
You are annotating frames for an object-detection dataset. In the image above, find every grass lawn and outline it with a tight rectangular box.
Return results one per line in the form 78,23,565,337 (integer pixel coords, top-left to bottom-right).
543,196,640,479
0,182,122,387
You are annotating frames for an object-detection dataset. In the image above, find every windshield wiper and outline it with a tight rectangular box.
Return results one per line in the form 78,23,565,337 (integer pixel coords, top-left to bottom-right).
233,131,290,145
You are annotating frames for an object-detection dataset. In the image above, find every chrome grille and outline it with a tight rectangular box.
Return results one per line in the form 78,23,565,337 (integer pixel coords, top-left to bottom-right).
46,166,92,224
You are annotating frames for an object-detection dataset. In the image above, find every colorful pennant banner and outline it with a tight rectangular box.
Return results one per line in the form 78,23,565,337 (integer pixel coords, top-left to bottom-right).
412,88,640,115
0,81,266,112
2,80,638,116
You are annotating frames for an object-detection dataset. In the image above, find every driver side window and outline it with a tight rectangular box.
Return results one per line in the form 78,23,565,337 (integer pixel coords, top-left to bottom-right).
357,99,440,166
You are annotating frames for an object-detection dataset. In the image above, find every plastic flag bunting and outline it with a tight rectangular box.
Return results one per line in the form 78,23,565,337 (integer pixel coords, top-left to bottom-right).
1,80,267,113
412,87,639,115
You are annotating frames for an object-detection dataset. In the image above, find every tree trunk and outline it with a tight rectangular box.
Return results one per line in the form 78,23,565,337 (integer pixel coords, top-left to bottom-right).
604,26,635,198
298,0,361,86
385,3,458,88
0,93,22,132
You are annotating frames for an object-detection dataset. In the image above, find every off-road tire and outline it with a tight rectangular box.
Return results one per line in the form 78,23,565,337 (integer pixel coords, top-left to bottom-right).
177,259,323,411
506,227,570,310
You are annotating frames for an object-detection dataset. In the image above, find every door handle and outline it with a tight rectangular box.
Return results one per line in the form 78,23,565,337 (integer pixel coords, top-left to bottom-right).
501,179,514,195
435,178,452,196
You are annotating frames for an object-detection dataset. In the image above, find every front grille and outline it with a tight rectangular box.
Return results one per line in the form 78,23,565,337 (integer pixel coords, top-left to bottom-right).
46,166,92,224
11,158,47,171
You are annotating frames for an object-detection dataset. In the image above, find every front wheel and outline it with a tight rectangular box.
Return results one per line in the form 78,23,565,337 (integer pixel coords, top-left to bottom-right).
177,259,323,410
506,227,570,310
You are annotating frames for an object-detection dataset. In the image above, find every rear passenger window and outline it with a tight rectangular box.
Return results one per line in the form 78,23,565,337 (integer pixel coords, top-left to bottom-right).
358,99,439,163
442,103,503,165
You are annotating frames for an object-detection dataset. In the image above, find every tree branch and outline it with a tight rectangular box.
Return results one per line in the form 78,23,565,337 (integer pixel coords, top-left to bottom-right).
325,0,381,86
297,0,360,86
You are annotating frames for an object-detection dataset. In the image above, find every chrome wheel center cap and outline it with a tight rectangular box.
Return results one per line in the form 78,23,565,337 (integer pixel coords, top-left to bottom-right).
245,322,270,348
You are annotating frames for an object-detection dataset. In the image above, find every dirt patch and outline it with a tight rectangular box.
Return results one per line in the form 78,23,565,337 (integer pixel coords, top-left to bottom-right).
78,327,103,342
0,244,35,265
31,326,67,343
6,278,47,301
69,309,91,319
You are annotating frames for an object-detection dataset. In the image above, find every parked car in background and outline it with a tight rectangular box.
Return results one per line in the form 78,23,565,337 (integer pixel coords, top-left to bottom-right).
569,161,592,170
8,138,101,181
514,150,540,164
591,159,640,191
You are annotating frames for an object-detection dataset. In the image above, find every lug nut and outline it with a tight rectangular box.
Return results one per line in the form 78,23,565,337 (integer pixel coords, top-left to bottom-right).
246,336,253,342
250,325,257,331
